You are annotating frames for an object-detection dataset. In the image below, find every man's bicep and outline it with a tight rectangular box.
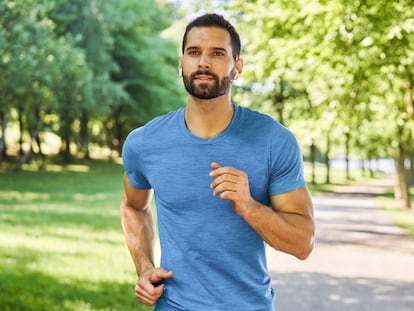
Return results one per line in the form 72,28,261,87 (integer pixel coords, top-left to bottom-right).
270,186,313,217
123,174,153,211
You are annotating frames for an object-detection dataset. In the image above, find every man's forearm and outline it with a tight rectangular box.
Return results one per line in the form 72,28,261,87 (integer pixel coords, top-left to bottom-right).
242,200,314,260
238,186,314,260
120,201,156,276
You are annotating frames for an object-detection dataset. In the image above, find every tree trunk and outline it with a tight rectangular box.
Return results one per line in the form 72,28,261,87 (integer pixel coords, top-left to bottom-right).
368,151,375,178
310,141,316,185
0,112,8,162
325,130,331,184
18,106,24,156
35,132,43,157
60,116,73,163
405,72,414,141
404,73,414,189
16,141,33,171
34,107,44,157
360,159,367,177
345,130,351,181
64,123,72,163
274,79,288,125
369,160,374,178
80,109,90,160
410,153,414,187
15,119,43,171
394,141,411,209
112,106,124,156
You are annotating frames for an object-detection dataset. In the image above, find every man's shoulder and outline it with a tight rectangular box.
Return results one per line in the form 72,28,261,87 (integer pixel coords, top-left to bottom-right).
124,108,183,146
144,108,183,130
131,108,182,134
238,105,286,131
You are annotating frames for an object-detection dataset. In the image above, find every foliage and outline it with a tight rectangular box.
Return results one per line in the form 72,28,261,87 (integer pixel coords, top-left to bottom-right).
228,0,414,207
0,0,184,162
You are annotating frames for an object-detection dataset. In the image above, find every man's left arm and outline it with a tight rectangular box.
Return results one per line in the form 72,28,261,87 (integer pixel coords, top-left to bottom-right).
210,162,315,260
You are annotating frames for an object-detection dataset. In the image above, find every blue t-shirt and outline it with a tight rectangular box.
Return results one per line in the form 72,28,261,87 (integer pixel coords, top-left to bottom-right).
122,105,305,311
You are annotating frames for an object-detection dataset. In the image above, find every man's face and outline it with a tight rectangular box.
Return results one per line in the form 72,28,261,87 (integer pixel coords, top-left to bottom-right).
182,68,234,100
180,27,239,100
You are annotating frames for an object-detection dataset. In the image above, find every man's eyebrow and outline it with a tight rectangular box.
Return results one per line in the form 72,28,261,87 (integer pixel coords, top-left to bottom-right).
185,46,228,52
185,46,199,51
212,47,228,53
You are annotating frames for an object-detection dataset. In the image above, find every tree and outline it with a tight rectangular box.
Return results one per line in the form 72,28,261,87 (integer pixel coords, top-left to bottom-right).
0,0,61,164
49,38,94,163
108,0,185,147
358,0,414,208
1,0,185,164
230,0,414,208
49,0,129,158
229,0,350,183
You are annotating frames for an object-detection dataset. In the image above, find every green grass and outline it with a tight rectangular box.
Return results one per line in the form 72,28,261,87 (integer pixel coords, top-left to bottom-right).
0,159,150,311
304,162,387,193
377,191,414,240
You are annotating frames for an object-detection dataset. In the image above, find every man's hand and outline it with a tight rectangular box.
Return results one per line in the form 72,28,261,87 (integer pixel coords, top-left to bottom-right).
209,162,255,216
135,267,173,307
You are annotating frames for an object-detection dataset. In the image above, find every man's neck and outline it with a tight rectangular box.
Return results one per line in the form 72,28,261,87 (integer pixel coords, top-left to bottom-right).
185,95,234,139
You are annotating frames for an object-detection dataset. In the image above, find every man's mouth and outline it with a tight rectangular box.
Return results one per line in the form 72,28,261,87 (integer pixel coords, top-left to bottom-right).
195,75,214,81
192,71,217,82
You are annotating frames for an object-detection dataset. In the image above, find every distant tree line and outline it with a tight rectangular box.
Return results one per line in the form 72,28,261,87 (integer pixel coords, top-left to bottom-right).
0,0,185,164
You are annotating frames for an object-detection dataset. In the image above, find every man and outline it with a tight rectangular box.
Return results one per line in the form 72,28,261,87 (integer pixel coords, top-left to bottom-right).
120,13,314,311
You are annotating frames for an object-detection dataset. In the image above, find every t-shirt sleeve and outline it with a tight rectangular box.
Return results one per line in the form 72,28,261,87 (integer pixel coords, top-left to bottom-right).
268,126,306,196
121,127,152,190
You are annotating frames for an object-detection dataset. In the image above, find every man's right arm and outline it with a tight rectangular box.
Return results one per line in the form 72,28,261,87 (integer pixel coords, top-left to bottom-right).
120,174,173,306
120,173,156,276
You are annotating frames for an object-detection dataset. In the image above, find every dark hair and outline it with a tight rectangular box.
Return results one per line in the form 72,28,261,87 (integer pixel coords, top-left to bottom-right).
181,13,241,60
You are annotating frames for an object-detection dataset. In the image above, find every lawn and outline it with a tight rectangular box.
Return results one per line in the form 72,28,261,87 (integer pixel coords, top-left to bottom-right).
0,160,150,311
377,191,414,240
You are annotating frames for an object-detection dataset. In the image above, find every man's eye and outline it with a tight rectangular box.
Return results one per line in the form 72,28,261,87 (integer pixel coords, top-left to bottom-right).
214,52,224,56
188,51,200,56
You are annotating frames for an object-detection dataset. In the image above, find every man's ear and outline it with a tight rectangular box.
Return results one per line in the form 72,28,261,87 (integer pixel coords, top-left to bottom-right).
235,58,243,76
233,58,243,80
178,57,183,77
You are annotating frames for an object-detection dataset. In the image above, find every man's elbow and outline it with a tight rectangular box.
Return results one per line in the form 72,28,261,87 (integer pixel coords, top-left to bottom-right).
295,236,315,260
295,244,313,260
296,217,315,260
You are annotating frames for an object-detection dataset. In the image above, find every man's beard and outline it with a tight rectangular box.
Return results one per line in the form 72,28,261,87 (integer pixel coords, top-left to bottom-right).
182,69,234,100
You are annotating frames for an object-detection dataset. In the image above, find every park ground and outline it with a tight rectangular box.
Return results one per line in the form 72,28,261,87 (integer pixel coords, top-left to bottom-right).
268,176,414,311
0,160,413,310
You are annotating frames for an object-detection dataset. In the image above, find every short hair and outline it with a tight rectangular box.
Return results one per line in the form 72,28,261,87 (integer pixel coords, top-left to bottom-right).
181,13,241,60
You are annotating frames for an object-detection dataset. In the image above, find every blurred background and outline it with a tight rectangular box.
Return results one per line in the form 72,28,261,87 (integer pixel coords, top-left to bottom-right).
0,0,413,310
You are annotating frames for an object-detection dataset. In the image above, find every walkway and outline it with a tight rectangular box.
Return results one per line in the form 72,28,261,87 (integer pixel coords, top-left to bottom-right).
267,177,414,311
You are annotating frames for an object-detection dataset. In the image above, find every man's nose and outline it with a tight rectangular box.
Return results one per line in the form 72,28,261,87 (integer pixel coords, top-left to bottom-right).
198,53,211,70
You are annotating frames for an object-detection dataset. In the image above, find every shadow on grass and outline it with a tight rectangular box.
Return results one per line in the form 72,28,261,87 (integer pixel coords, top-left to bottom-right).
307,182,356,195
0,247,149,311
271,271,414,311
0,159,123,195
377,191,398,199
1,205,121,235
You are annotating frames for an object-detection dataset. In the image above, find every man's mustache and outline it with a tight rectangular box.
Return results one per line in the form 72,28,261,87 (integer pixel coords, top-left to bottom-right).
190,70,219,80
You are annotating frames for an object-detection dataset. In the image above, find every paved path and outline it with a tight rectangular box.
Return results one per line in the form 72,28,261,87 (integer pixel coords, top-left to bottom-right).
267,177,414,311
